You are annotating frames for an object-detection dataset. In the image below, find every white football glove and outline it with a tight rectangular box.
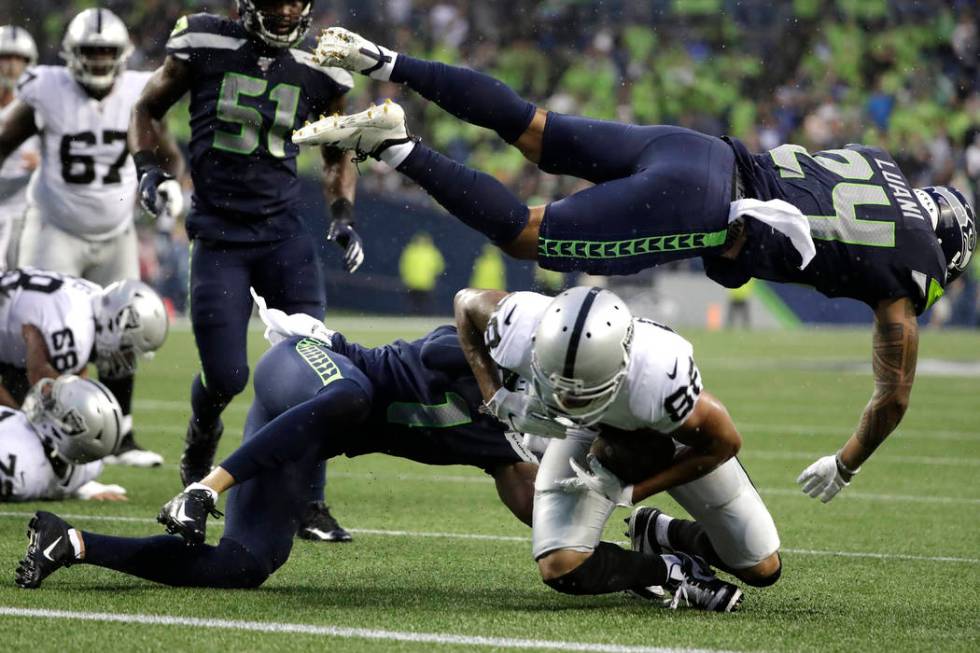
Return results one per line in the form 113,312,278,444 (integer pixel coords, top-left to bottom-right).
796,453,859,503
557,453,634,506
484,387,568,439
157,179,184,220
250,288,335,347
75,481,128,501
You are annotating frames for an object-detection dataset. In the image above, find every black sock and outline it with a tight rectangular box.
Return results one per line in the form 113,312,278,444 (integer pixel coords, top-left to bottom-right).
396,143,529,245
667,518,728,571
391,55,535,143
190,374,230,432
543,542,668,595
99,375,133,416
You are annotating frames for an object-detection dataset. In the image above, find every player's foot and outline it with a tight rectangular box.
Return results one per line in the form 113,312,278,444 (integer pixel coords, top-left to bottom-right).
298,502,352,542
15,512,80,589
662,552,743,612
314,26,397,79
180,418,224,486
291,100,414,160
103,432,164,467
157,484,223,545
626,506,667,556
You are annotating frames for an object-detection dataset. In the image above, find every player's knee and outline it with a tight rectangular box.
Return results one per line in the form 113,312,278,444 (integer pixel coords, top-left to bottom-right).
204,364,250,400
737,552,782,588
536,548,591,583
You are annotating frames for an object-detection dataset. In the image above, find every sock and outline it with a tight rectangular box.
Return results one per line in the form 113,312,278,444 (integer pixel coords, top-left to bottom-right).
396,143,529,245
309,460,327,504
185,482,219,503
190,374,230,431
667,518,727,571
100,375,134,434
378,140,416,168
67,529,83,560
543,541,668,595
391,55,535,143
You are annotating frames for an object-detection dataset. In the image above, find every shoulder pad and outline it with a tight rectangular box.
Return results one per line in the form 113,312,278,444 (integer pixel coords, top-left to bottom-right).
167,13,247,58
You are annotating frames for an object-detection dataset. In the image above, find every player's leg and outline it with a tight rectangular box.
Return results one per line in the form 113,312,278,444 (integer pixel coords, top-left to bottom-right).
657,457,782,587
251,235,350,541
89,226,164,466
182,239,254,485
19,214,87,275
490,461,537,527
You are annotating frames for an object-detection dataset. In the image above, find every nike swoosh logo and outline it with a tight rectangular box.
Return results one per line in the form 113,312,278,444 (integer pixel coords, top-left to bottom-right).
504,305,517,326
667,359,678,380
175,502,193,525
43,536,62,562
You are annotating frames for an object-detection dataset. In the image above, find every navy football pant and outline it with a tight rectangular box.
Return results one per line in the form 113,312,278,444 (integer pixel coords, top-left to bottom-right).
390,56,735,276
81,351,371,587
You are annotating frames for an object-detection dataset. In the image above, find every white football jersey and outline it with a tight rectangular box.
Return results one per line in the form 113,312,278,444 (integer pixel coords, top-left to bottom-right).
0,268,100,374
0,407,102,501
488,291,703,433
17,66,151,240
0,100,39,223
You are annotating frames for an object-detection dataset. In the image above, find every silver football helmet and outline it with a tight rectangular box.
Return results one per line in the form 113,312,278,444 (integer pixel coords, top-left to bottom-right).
23,375,123,464
0,25,37,90
94,280,169,378
530,287,634,427
60,8,133,91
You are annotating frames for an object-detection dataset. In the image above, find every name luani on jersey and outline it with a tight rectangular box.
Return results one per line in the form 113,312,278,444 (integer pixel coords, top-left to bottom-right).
16,66,151,239
873,157,924,222
486,292,704,433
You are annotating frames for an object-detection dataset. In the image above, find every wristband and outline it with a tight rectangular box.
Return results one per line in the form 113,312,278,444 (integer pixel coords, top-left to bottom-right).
835,451,860,480
330,197,354,223
133,150,161,178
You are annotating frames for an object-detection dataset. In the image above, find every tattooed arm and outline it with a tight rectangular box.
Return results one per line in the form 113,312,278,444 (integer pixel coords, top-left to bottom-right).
797,297,918,502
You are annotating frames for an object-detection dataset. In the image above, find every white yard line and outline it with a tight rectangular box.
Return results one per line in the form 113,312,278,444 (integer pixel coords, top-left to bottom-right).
0,607,734,653
0,511,976,565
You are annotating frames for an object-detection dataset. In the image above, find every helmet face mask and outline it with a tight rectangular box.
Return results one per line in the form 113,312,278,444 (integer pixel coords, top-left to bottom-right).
0,25,38,90
23,376,123,464
529,287,634,428
916,186,977,285
95,281,169,378
238,0,314,48
60,9,133,92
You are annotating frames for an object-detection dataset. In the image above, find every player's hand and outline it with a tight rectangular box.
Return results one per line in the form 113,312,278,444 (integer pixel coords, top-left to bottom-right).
796,453,858,503
562,453,633,506
484,387,568,439
138,167,184,219
327,219,365,273
76,481,128,501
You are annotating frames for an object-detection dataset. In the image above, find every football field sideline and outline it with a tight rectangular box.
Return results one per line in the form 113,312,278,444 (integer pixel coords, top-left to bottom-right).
0,607,739,653
0,510,976,565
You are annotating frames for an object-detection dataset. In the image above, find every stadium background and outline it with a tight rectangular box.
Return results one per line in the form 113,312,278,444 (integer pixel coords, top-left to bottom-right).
2,0,977,325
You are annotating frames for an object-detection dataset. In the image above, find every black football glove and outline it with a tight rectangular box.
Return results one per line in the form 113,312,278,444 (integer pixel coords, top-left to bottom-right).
327,198,364,273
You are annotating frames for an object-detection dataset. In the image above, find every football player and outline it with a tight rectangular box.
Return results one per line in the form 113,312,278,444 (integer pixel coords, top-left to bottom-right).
0,268,168,470
453,286,782,611
1,375,126,502
130,1,363,540
0,26,39,270
297,27,977,504
16,318,540,590
0,9,183,467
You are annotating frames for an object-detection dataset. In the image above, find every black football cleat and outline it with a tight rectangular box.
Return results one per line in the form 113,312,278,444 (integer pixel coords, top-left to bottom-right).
16,512,79,589
180,419,224,486
663,552,744,613
298,502,352,542
157,486,223,545
626,506,668,557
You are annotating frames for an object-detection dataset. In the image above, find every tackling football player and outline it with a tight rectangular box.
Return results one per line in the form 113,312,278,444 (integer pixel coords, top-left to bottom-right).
130,1,364,540
454,286,782,612
296,27,977,504
0,10,182,467
16,320,540,590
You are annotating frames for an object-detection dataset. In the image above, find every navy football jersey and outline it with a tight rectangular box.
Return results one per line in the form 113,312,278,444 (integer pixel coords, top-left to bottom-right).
707,140,947,314
166,14,353,241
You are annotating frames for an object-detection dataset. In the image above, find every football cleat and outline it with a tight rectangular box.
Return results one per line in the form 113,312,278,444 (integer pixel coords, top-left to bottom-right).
180,419,224,486
662,552,743,613
157,485,223,545
298,502,352,543
292,100,413,158
103,432,164,467
313,27,397,78
626,506,667,557
16,512,79,589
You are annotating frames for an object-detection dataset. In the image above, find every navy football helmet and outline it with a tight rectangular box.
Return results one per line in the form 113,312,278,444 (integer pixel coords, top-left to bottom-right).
915,186,977,284
237,0,314,48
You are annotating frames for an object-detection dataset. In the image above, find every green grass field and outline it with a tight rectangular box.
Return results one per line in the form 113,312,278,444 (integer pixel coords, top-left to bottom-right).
0,319,978,652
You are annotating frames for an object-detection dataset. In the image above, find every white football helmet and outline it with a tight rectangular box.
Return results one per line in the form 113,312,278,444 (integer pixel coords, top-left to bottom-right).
94,280,169,378
60,8,133,91
530,287,634,427
23,375,123,464
0,25,37,90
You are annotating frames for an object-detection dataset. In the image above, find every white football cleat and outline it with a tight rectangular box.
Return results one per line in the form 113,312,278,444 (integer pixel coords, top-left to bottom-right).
292,100,412,159
314,27,397,79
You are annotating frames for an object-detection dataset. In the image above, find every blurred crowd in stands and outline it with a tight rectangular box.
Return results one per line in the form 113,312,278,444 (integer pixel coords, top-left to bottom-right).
4,0,978,324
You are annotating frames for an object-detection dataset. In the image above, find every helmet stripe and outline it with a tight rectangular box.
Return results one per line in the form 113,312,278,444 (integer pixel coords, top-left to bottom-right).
96,8,103,34
562,287,602,378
